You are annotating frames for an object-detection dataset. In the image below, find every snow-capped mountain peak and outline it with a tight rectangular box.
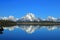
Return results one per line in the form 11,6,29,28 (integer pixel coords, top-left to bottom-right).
21,13,36,21
18,13,41,22
46,16,57,21
1,16,17,21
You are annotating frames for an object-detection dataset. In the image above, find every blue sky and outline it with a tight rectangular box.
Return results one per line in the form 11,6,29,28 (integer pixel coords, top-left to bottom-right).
0,0,60,18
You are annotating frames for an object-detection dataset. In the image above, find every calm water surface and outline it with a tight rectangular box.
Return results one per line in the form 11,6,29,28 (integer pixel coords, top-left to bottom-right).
0,25,60,40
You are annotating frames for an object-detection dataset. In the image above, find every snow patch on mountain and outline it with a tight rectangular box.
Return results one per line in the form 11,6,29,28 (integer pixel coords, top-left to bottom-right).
46,16,57,21
18,13,41,22
1,16,18,21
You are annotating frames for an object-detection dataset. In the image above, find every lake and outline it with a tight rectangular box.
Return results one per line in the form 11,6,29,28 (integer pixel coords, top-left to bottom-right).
0,25,60,40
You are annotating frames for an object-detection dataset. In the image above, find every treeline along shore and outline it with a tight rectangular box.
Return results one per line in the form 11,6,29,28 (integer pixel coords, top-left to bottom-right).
0,20,17,27
17,21,60,26
0,20,60,27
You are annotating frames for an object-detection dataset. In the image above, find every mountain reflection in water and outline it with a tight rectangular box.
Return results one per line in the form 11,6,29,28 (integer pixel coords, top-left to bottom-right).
1,25,60,34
